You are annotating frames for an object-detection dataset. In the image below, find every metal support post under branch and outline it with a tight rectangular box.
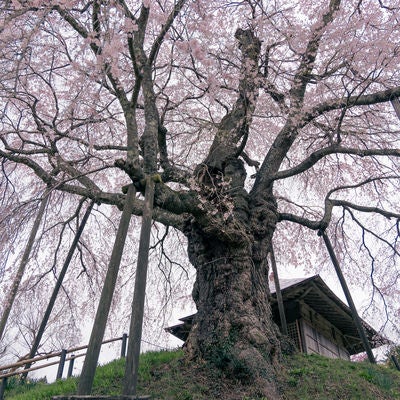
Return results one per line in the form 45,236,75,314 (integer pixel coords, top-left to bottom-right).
269,245,288,336
123,176,155,396
318,229,375,364
0,378,7,400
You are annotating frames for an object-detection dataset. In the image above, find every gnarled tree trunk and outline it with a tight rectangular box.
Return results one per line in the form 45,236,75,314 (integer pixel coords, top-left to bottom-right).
184,158,282,397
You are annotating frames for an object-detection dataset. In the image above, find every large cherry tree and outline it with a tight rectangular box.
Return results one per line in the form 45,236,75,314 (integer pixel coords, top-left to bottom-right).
1,0,399,394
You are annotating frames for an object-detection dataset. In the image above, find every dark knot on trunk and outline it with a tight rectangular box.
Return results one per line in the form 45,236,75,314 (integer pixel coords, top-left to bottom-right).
234,28,261,59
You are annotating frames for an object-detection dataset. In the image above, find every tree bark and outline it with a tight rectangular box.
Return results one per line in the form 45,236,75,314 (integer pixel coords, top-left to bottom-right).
185,227,281,397
184,160,282,398
0,189,50,342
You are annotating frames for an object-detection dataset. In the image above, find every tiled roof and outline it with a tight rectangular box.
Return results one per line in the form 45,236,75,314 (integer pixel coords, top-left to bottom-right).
269,276,314,293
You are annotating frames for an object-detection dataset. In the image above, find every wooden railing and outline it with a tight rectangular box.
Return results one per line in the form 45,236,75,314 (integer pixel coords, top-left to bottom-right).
0,333,128,400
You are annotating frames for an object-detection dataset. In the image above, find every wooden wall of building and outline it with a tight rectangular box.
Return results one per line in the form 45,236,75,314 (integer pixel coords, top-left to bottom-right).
275,300,350,360
299,302,350,360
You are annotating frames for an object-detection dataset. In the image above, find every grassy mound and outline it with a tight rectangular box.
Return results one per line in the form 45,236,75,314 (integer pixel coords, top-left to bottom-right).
4,350,400,400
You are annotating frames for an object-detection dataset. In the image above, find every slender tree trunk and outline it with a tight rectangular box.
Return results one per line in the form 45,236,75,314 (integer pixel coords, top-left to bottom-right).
0,190,50,342
22,200,94,377
123,176,155,396
77,186,135,395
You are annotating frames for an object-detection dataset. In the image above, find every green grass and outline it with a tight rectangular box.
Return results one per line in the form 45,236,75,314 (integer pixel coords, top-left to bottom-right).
4,350,185,400
282,353,400,400
3,376,77,400
3,350,400,400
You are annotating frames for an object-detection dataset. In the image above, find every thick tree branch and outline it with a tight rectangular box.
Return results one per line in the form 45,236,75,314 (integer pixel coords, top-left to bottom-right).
253,86,400,196
157,125,191,184
55,5,130,109
127,5,158,174
54,155,102,194
201,29,261,172
303,86,400,125
332,200,400,220
0,149,56,186
53,6,89,42
289,0,341,108
253,0,342,196
272,146,400,181
149,0,187,65
326,175,399,197
279,197,400,232
278,212,322,230
0,149,187,228
261,80,287,112
279,173,400,231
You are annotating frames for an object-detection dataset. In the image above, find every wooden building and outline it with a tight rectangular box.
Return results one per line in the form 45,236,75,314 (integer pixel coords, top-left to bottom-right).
166,275,389,360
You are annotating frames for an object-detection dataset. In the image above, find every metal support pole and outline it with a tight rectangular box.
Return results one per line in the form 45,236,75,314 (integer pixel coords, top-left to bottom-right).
78,185,136,395
391,355,400,371
0,378,7,400
0,190,50,341
318,230,376,363
121,333,128,358
23,200,95,378
57,349,67,380
67,355,75,378
391,96,400,121
270,245,288,336
123,177,155,396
